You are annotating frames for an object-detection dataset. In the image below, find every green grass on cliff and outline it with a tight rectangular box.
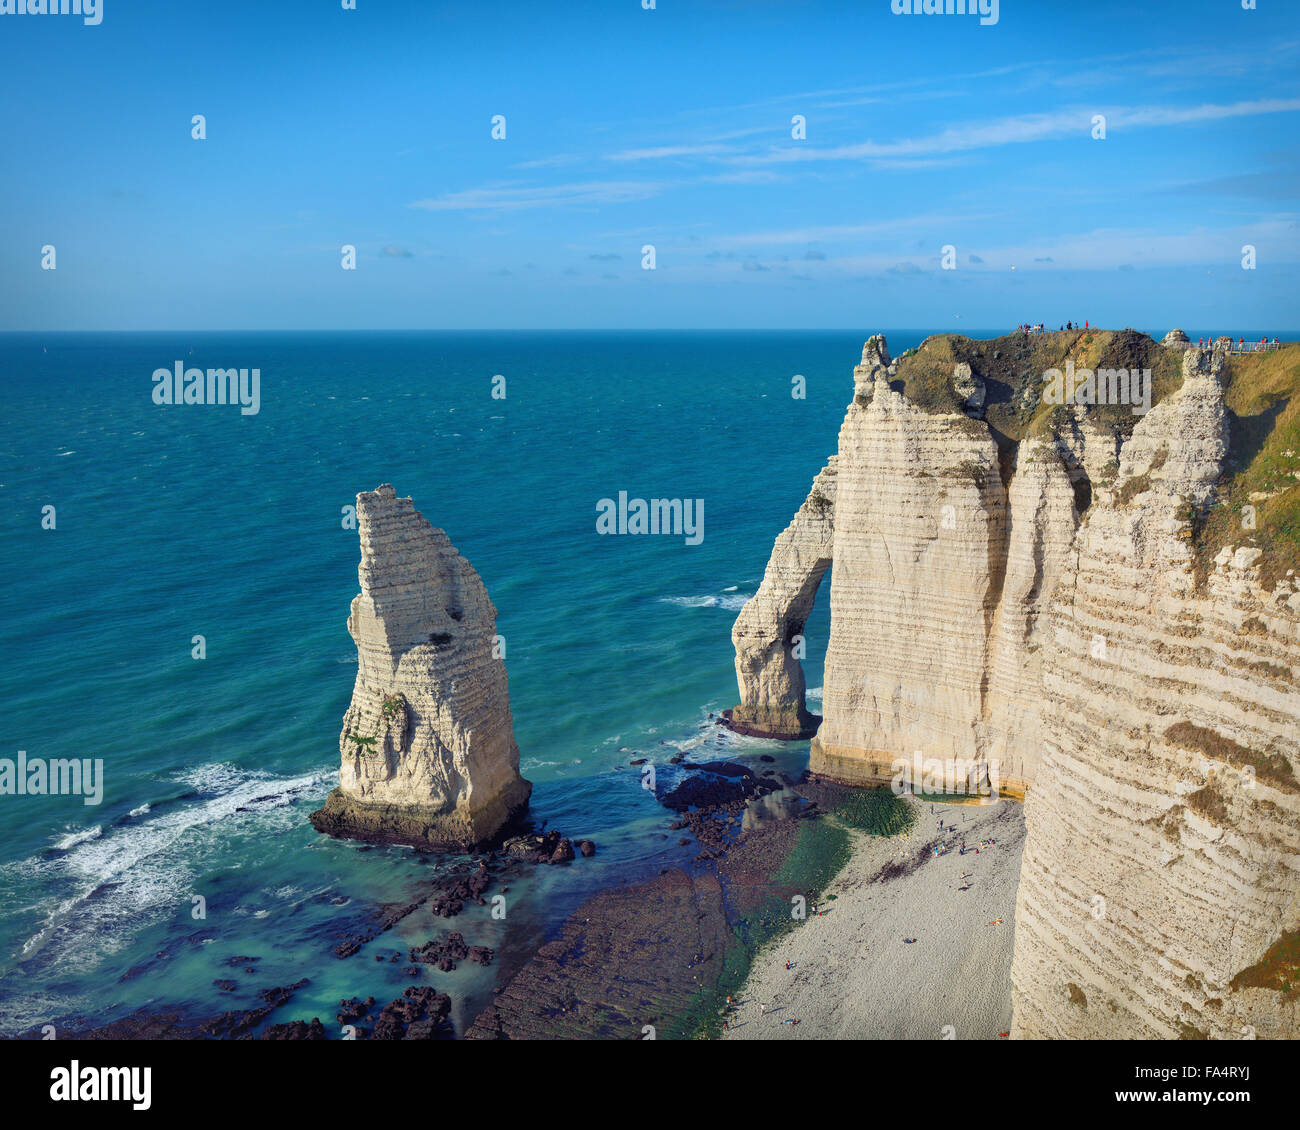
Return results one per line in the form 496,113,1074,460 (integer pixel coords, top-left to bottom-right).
1192,343,1300,592
889,329,1184,451
1230,929,1300,998
891,330,1300,593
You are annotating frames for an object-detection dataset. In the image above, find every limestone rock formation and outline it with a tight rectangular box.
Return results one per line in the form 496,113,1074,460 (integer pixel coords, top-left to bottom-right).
811,342,1016,794
1012,347,1300,1039
978,434,1080,792
1162,327,1192,351
953,362,986,415
730,331,1300,1038
724,457,836,738
310,484,531,850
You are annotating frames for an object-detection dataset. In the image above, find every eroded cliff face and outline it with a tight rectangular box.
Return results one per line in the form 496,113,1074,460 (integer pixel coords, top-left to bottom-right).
810,337,1018,793
310,484,531,849
734,334,1083,796
978,434,1083,791
732,332,1299,1038
1012,349,1300,1039
726,456,836,738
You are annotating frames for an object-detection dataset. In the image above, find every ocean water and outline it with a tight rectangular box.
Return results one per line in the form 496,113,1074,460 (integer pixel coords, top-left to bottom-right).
0,328,956,1036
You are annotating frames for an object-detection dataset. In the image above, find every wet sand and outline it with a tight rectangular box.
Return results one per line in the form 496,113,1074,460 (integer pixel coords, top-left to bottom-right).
722,795,1026,1040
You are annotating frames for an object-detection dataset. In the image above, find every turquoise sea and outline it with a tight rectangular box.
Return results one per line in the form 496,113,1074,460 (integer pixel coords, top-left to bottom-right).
0,326,1233,1036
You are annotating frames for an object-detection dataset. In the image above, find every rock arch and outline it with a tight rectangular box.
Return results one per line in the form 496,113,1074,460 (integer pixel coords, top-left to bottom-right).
723,457,836,739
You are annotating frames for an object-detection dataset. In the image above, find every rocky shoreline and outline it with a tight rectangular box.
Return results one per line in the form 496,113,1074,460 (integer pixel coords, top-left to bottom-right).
30,733,878,1041
466,756,882,1040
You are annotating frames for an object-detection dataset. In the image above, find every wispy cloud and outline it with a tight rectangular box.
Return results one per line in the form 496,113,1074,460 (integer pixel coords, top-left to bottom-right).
731,98,1300,166
606,143,734,162
409,180,665,212
513,153,585,170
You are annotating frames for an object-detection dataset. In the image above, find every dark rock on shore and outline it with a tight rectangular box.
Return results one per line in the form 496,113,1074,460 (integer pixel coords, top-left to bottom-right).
717,707,822,741
202,978,310,1039
364,986,453,1040
337,996,375,1025
203,1006,273,1039
333,897,426,958
410,931,468,971
466,869,727,1040
465,768,848,1040
21,1010,207,1040
660,760,774,812
501,828,593,865
430,859,495,917
260,1018,326,1040
258,979,308,1008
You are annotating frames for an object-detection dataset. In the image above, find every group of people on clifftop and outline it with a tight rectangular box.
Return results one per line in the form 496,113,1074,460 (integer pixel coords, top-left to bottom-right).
1017,321,1089,335
1197,335,1280,350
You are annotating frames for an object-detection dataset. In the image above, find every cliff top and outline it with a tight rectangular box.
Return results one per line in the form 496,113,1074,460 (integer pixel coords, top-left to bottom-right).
882,329,1299,593
889,328,1185,446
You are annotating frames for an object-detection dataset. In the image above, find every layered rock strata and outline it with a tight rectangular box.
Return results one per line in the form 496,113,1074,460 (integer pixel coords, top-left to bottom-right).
809,337,1020,795
725,457,836,738
310,485,531,850
734,335,1073,796
1012,348,1300,1038
732,333,1299,1037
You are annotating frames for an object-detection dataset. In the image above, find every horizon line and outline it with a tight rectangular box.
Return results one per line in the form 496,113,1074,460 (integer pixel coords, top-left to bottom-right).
4,326,1297,336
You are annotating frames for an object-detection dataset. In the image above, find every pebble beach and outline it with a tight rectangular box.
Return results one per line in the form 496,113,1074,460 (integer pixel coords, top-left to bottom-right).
722,796,1026,1040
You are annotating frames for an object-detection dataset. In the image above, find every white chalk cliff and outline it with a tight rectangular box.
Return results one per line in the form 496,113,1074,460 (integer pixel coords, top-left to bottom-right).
311,484,531,849
1013,348,1300,1038
726,455,836,738
731,334,1300,1037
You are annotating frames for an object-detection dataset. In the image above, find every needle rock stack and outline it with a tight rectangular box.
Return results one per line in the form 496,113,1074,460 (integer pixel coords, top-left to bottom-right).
311,484,531,851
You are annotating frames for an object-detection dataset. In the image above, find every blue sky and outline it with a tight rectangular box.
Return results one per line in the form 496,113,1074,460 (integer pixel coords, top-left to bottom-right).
2,0,1298,330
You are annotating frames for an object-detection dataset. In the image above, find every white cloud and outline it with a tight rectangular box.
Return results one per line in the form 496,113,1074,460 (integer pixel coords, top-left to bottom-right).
730,98,1300,166
605,143,734,162
409,180,665,212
